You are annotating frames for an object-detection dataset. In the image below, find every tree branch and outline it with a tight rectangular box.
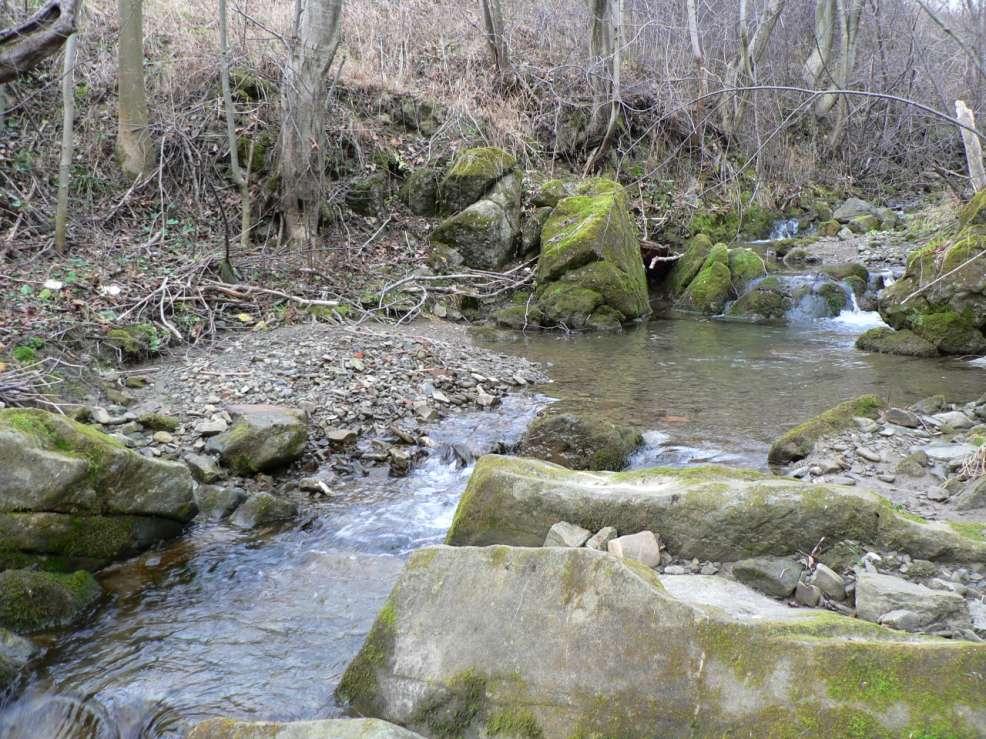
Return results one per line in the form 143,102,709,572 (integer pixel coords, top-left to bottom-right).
0,0,82,84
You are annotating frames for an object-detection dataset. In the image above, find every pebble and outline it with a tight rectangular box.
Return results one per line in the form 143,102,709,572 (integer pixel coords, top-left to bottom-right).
152,431,174,444
856,447,882,463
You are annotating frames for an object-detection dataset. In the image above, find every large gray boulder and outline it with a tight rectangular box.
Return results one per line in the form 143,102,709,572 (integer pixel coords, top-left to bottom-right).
855,571,971,631
338,545,986,737
189,718,424,738
0,409,195,570
436,147,516,215
207,405,308,475
445,456,986,563
430,172,521,271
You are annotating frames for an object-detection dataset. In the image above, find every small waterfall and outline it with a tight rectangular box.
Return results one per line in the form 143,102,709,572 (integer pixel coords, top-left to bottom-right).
830,280,887,331
768,218,800,241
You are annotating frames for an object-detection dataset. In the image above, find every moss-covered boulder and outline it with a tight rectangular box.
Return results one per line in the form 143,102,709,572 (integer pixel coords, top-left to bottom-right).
205,405,308,475
0,409,195,520
104,323,163,359
727,247,766,287
430,173,521,270
667,234,713,296
878,199,986,354
399,167,441,216
768,395,885,465
526,180,649,330
437,147,516,215
727,277,790,321
0,569,100,633
518,412,642,471
345,172,390,216
820,263,869,284
849,213,880,233
688,199,774,242
676,247,732,315
856,327,940,358
338,545,986,737
445,455,986,563
188,718,424,738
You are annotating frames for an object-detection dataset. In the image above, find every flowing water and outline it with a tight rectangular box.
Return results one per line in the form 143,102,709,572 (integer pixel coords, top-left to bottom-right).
2,312,986,736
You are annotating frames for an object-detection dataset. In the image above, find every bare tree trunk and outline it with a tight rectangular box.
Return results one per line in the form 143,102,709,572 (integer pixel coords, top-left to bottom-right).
956,99,986,192
0,0,82,84
480,0,512,86
116,0,153,180
588,0,615,141
722,0,785,135
218,0,251,257
805,0,837,115
279,0,342,248
686,0,708,102
55,27,79,253
826,0,865,148
585,0,622,172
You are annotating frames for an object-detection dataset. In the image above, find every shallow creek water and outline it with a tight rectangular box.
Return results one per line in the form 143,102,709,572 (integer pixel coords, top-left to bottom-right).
2,314,985,737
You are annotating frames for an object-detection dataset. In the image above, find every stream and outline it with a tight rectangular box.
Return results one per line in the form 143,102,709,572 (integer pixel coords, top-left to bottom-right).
2,291,985,737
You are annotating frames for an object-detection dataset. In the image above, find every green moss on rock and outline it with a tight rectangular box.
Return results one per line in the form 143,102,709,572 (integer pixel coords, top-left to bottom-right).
727,247,767,287
768,395,886,465
518,412,642,471
667,234,713,296
913,310,986,354
856,327,940,357
677,260,732,315
104,323,162,359
437,147,516,214
0,569,100,633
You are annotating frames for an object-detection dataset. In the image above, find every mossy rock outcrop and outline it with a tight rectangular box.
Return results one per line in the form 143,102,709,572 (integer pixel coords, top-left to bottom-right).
338,544,986,737
688,199,774,242
856,327,940,357
436,147,517,215
511,179,649,331
444,455,985,563
768,395,885,464
189,718,424,738
430,173,521,271
104,323,164,359
878,193,986,355
0,569,100,633
0,408,194,569
672,243,767,316
517,412,642,471
727,277,790,321
345,172,390,216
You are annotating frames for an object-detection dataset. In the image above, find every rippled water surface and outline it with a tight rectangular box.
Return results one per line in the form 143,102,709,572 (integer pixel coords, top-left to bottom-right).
2,315,984,736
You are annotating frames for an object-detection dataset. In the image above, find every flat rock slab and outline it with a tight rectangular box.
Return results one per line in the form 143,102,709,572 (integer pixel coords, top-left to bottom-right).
446,455,986,563
662,575,821,622
189,718,424,738
855,571,971,630
922,444,976,463
338,545,986,737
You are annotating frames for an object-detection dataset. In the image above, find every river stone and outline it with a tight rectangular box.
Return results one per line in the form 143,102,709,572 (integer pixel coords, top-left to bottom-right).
544,521,591,548
338,545,986,737
194,485,247,521
230,493,298,529
0,512,184,571
932,411,974,430
518,412,642,471
0,408,196,521
585,526,617,551
732,556,803,597
808,563,845,601
446,455,986,563
0,628,36,693
184,453,224,483
954,478,986,511
922,443,976,463
855,327,940,358
833,197,878,223
855,571,971,631
207,405,308,475
188,718,425,738
0,569,100,633
795,580,821,606
767,395,885,465
884,407,921,428
606,531,660,567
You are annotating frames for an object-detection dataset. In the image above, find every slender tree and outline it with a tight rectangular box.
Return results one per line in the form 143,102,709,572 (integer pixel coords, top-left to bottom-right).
585,0,623,171
279,0,343,247
480,0,512,87
116,0,153,179
722,0,786,136
55,24,80,252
